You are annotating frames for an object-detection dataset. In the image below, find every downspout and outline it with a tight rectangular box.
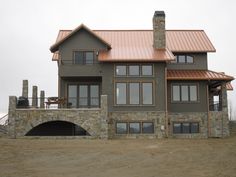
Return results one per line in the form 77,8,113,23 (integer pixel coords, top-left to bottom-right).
165,66,168,138
206,83,211,137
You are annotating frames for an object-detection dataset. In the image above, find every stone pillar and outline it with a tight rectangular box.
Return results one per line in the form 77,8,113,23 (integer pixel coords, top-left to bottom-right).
221,82,228,112
100,95,108,139
8,96,17,138
32,86,38,108
153,11,166,49
221,82,229,137
40,90,45,108
22,80,28,98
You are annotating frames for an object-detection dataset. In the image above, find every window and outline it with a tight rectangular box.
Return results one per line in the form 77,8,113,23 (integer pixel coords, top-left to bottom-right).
171,55,194,64
129,83,140,104
129,123,141,134
74,51,94,64
67,84,100,108
116,122,154,134
115,65,153,77
172,84,198,102
142,65,153,76
116,123,127,134
116,65,126,76
142,83,153,105
173,122,199,134
116,83,127,104
115,82,153,105
129,65,139,76
142,122,154,134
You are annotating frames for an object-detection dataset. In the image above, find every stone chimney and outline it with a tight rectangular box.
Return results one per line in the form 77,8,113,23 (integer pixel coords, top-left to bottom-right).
153,11,166,49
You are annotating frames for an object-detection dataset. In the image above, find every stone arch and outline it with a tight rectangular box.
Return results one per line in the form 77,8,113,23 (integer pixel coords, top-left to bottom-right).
24,120,92,136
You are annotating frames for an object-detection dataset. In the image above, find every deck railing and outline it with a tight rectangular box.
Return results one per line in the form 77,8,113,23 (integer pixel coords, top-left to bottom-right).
209,101,222,112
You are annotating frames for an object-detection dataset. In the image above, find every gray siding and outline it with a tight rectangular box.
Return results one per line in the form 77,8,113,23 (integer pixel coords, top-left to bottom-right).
167,81,208,112
58,29,108,78
103,62,166,112
167,53,208,70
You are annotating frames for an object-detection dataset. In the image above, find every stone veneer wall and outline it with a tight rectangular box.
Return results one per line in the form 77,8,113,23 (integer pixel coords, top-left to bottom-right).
168,112,208,138
108,111,166,139
8,95,108,139
209,112,229,137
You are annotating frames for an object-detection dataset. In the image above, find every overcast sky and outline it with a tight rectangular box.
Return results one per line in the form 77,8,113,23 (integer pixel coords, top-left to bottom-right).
0,0,235,118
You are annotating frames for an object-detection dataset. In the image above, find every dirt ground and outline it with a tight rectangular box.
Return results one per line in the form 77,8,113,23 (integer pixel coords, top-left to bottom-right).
0,136,236,177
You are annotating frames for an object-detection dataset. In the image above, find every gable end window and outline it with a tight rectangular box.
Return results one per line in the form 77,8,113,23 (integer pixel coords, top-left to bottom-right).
74,51,94,64
172,84,198,102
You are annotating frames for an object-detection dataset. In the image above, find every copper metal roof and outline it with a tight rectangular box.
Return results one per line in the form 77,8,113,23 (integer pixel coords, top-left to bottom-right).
51,26,215,61
226,82,233,90
167,70,234,81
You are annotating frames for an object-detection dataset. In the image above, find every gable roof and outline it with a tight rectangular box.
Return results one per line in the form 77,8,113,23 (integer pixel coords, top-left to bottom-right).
50,24,111,53
167,70,234,81
50,26,216,61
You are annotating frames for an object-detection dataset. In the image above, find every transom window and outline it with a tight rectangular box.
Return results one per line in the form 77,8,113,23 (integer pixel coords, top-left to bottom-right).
172,84,198,102
171,55,194,64
115,65,153,76
68,84,99,108
116,122,154,134
173,122,199,134
115,82,153,105
74,51,94,64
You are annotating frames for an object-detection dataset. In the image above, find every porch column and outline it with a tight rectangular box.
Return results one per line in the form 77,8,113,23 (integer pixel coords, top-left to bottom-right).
221,82,228,112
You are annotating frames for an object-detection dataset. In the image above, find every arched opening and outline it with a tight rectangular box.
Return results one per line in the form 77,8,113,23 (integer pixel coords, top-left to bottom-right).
25,121,90,136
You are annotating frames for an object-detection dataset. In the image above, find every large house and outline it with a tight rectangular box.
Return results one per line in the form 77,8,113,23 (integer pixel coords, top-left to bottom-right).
8,11,234,138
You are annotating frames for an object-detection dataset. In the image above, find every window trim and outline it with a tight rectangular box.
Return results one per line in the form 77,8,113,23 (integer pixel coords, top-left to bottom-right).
173,122,200,134
171,83,199,103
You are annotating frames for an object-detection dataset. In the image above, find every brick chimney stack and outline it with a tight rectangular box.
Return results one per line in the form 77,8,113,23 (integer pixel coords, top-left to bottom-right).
153,11,166,49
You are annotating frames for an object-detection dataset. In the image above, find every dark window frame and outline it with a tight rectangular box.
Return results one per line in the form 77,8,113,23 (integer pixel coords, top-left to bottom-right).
67,83,100,108
171,83,198,102
115,81,154,106
171,55,194,64
116,121,155,135
114,64,154,77
74,51,95,65
173,122,199,134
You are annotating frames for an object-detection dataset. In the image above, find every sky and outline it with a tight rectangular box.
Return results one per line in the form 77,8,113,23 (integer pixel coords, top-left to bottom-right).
0,0,235,118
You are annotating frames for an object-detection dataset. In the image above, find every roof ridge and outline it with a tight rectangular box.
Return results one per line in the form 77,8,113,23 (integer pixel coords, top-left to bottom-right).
57,29,205,32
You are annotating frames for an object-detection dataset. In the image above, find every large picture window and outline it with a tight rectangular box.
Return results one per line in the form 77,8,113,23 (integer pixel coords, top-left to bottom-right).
74,51,94,64
172,84,198,102
115,82,153,105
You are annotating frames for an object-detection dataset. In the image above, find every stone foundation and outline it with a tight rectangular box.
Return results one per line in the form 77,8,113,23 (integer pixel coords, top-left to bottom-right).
108,111,166,139
168,112,208,138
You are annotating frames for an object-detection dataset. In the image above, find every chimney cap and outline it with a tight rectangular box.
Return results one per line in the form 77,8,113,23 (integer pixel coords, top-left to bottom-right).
154,11,165,17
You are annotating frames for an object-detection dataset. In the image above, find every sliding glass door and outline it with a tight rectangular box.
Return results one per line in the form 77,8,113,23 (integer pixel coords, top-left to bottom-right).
68,84,100,108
